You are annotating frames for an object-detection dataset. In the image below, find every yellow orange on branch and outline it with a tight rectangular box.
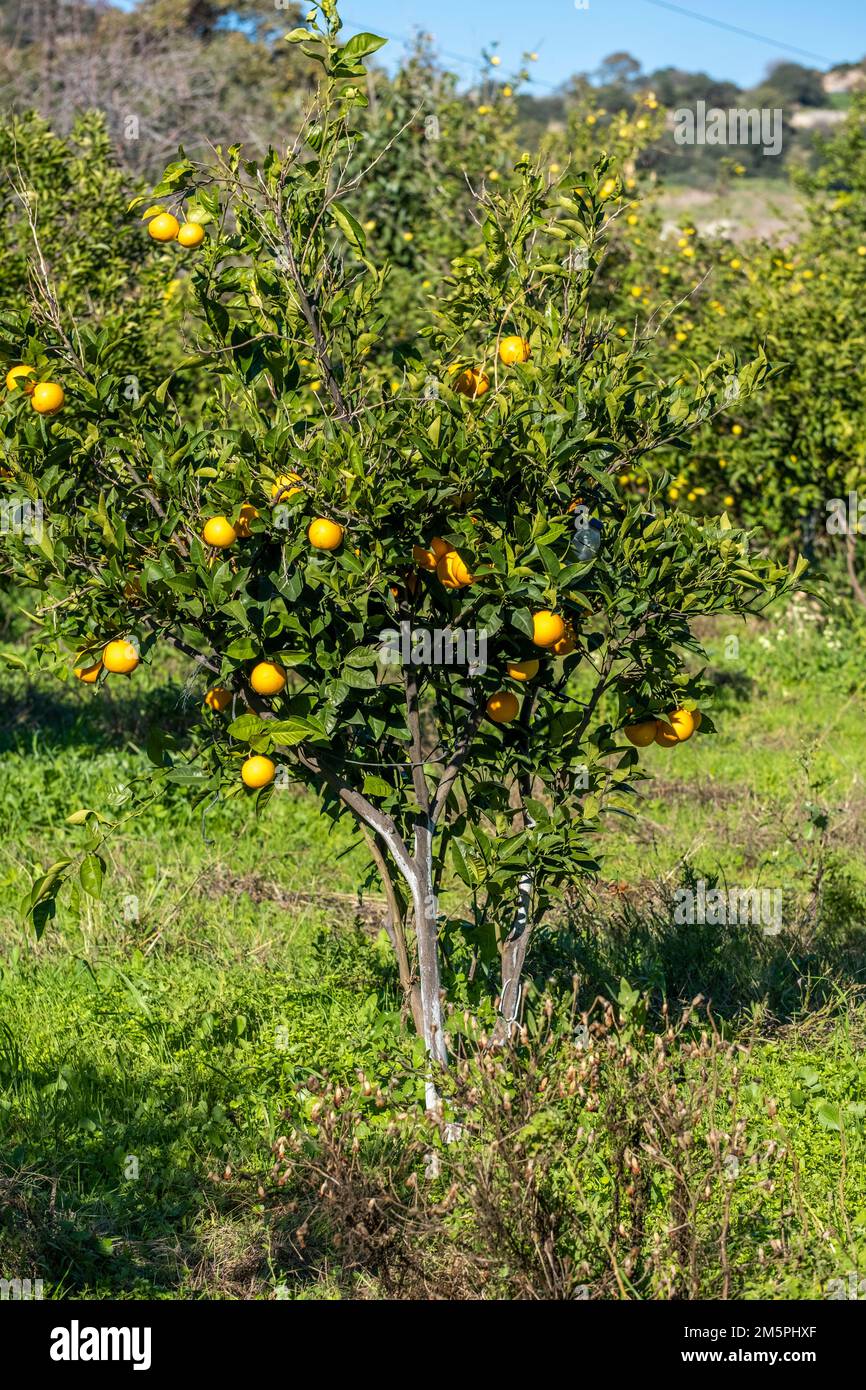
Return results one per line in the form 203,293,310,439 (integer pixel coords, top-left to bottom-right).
506,659,539,682
487,691,519,724
498,336,530,365
103,640,139,675
147,212,180,242
654,708,697,746
31,382,65,415
235,503,259,538
271,472,303,501
5,365,36,394
413,543,438,571
454,368,489,399
437,550,474,589
177,222,205,248
624,718,657,747
531,610,566,648
74,659,102,684
205,687,232,712
202,516,237,548
241,755,275,788
250,661,286,696
308,517,344,550
551,625,577,657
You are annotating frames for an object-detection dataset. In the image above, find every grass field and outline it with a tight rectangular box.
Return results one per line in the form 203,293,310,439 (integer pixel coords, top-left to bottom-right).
2,594,866,1299
657,178,806,242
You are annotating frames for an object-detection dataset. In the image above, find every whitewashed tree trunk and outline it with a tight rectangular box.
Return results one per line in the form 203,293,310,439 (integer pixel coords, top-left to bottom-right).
491,806,535,1047
411,818,448,1112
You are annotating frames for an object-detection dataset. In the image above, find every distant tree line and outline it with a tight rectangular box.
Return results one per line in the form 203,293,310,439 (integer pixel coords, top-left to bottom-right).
0,1,852,183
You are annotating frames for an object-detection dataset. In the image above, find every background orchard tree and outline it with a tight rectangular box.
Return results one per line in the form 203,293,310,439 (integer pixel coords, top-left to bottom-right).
0,111,178,398
1,0,797,1113
593,91,866,600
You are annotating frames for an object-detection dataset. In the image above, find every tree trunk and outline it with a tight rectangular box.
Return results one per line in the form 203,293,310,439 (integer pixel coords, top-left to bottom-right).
490,866,533,1047
846,533,866,608
411,818,448,1112
358,824,423,1036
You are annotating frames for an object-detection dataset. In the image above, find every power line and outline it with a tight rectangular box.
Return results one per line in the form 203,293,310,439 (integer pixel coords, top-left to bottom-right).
636,0,837,67
340,13,563,92
343,2,840,98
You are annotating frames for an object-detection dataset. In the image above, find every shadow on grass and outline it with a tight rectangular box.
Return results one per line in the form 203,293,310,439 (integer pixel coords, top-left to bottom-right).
535,866,866,1027
0,1053,298,1299
0,672,197,757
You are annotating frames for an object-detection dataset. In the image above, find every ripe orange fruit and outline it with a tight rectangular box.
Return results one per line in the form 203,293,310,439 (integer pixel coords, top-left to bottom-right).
271,472,303,500
177,222,205,248
654,708,696,746
74,659,102,684
552,625,577,656
499,335,530,365
454,368,489,399
487,691,519,724
148,212,180,242
250,660,286,696
103,640,139,674
30,382,64,415
654,721,679,748
413,543,438,571
437,550,474,589
532,610,566,648
308,517,344,550
202,516,237,548
624,718,657,747
205,686,232,712
235,503,259,537
241,755,276,789
430,537,453,559
5,365,35,393
693,710,703,731
507,659,539,682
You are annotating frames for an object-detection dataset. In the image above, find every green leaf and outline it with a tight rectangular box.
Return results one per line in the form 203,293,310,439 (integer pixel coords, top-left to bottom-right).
338,32,387,63
268,718,319,746
362,774,392,798
32,896,56,940
79,853,105,900
329,203,367,258
228,714,265,742
511,608,535,639
815,1100,842,1131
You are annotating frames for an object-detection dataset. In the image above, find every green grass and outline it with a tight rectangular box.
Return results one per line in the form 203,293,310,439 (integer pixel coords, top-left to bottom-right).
1,599,865,1298
657,178,806,242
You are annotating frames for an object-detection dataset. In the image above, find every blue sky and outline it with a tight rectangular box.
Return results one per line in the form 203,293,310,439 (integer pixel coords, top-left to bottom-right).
338,0,865,91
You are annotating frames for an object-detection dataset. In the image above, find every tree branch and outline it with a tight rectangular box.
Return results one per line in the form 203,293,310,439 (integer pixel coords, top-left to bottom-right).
431,699,483,824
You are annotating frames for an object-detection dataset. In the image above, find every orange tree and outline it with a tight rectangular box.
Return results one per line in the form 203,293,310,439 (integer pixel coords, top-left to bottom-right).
599,94,866,597
0,110,180,397
344,33,523,367
1,2,796,1110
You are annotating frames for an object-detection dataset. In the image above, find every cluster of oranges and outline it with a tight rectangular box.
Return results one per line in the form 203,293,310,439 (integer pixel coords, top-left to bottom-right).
5,365,65,415
147,212,206,248
201,473,344,553
412,536,474,588
623,708,700,748
452,335,531,400
483,611,576,725
74,639,140,685
205,660,289,789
